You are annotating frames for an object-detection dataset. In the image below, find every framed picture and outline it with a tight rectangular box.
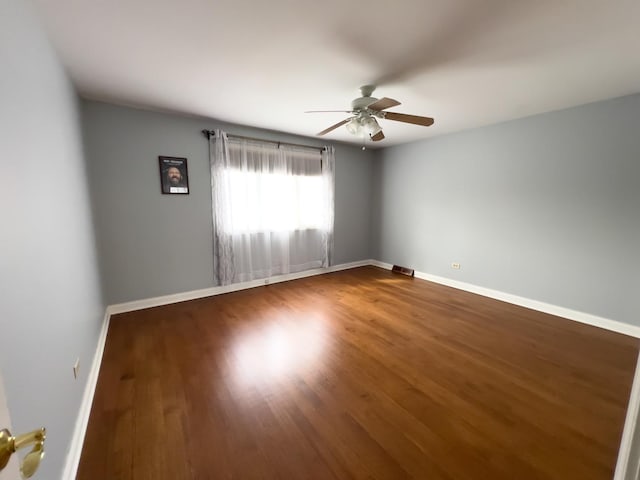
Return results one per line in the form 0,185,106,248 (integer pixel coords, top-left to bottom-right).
159,156,189,194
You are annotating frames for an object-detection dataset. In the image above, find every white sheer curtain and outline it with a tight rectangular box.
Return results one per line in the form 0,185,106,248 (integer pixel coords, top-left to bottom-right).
210,130,335,285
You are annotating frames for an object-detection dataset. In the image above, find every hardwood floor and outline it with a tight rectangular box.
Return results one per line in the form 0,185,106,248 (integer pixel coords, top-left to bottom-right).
77,266,638,479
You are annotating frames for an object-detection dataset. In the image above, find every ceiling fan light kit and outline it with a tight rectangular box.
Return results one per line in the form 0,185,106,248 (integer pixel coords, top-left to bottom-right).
345,118,360,135
308,85,434,142
345,116,383,137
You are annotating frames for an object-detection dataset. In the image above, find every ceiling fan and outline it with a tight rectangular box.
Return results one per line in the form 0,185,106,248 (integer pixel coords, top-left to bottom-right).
307,85,434,142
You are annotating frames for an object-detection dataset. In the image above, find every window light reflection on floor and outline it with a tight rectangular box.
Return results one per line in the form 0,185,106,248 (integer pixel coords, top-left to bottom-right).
230,316,327,388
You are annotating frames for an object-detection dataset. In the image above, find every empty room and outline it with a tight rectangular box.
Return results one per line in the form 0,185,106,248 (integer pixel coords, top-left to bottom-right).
2,0,640,479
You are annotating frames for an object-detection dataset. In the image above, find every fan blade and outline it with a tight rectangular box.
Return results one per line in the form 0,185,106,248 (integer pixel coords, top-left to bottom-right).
384,112,434,126
367,97,401,111
305,110,352,113
317,118,350,136
371,131,385,141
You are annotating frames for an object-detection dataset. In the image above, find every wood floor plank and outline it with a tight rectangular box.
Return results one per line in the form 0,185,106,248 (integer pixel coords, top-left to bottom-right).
77,266,638,479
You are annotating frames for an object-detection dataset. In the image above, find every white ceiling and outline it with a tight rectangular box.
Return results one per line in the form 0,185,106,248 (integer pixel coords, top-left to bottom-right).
32,0,640,147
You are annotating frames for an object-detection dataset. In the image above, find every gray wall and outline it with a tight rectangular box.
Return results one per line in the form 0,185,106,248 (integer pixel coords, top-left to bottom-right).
372,94,640,326
0,1,105,478
82,101,374,304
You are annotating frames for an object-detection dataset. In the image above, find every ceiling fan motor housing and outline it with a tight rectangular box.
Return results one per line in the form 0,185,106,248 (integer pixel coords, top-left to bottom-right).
351,85,379,111
351,96,378,111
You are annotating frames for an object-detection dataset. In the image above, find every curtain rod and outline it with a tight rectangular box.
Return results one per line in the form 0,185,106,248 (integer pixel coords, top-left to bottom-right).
201,130,325,153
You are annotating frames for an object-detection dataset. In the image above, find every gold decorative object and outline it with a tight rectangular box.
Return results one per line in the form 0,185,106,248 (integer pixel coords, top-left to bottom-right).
0,427,46,478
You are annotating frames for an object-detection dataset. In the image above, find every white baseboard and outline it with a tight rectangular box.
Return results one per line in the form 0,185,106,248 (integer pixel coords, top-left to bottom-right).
369,259,393,270
108,260,371,315
369,260,640,339
62,309,111,480
615,352,640,480
111,256,640,337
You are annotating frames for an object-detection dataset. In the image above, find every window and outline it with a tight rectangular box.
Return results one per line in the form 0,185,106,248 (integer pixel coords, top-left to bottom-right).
223,169,327,234
209,131,335,285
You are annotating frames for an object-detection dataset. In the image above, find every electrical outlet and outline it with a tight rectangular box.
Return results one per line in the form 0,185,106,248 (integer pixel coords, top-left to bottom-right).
451,262,461,270
73,358,80,379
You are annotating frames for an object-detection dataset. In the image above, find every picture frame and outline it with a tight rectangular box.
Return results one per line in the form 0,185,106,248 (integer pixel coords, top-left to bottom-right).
159,156,189,194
